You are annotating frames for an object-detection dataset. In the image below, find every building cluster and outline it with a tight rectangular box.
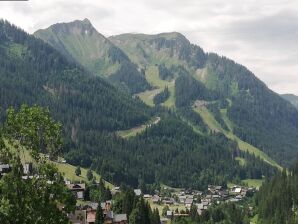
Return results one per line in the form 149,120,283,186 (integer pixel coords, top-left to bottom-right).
68,200,127,224
133,184,256,223
65,182,128,224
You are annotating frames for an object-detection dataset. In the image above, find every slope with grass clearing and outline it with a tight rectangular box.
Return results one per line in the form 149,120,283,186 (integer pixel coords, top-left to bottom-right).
194,105,282,169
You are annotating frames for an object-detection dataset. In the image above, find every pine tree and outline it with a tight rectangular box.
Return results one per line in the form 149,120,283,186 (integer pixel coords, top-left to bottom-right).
75,166,81,176
87,169,93,181
95,203,104,224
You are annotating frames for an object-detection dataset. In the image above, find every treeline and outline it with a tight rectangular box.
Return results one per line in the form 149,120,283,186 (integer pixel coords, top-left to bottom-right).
158,64,174,80
175,75,216,107
177,107,207,132
172,203,251,224
112,186,160,224
206,103,229,131
206,53,298,167
255,163,298,223
109,46,151,93
153,86,170,105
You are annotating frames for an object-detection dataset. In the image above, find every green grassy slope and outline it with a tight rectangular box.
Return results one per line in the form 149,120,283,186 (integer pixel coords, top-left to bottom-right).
137,65,175,107
117,116,161,138
194,106,282,169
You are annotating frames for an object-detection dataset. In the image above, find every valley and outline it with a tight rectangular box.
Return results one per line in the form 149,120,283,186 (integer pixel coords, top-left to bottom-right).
0,17,298,224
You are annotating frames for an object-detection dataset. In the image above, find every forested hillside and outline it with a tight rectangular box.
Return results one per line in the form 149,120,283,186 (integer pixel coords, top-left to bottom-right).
34,19,150,93
0,20,151,148
66,114,277,189
281,93,298,109
110,32,298,167
255,163,298,223
0,20,277,191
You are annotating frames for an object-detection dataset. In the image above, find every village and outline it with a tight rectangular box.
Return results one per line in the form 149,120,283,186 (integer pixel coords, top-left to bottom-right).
0,160,256,224
61,179,256,224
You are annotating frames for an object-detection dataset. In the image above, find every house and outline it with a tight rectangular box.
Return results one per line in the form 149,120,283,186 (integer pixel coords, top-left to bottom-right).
86,209,96,224
185,198,193,208
143,194,151,199
134,189,142,196
196,203,204,210
113,214,128,224
166,210,173,219
163,198,174,205
0,164,11,176
179,195,187,203
152,195,160,203
234,187,242,194
67,183,86,199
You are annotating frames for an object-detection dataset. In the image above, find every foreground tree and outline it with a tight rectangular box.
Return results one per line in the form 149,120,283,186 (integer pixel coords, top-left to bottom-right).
95,202,104,224
0,105,75,224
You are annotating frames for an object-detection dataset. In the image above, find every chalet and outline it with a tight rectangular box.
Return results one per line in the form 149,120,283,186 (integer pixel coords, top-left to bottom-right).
67,183,86,199
179,195,187,203
143,194,151,199
134,189,142,196
163,198,174,205
166,210,173,219
86,209,96,224
0,164,11,177
152,195,161,203
185,198,193,208
234,187,242,194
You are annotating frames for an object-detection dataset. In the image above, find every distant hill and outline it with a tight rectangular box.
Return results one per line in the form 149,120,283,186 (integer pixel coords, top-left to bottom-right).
281,94,298,109
34,19,150,93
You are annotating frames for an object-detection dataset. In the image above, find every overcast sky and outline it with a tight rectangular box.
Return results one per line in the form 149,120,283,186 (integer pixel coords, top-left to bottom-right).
1,0,298,94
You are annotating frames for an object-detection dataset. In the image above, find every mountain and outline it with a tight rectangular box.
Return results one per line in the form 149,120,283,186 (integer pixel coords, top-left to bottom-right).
0,20,151,147
110,33,298,167
34,19,150,93
0,20,277,190
281,94,298,109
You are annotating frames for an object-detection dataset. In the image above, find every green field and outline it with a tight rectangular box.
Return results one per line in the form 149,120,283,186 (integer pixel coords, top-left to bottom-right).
117,116,161,138
9,141,114,188
242,179,264,189
194,106,282,169
137,65,175,107
53,162,114,188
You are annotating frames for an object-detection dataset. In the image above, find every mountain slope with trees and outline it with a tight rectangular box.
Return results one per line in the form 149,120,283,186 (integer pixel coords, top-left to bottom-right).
110,32,298,167
0,19,290,191
281,93,298,109
0,19,151,153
